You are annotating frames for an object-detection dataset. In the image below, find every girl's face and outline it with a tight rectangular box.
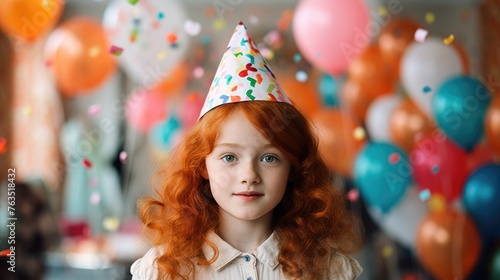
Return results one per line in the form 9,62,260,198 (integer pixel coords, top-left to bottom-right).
205,110,291,224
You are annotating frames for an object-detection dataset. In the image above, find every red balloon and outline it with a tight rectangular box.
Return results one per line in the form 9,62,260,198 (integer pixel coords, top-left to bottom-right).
410,133,468,202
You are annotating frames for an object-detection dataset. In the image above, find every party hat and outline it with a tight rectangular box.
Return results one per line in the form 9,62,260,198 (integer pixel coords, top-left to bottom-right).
198,22,292,119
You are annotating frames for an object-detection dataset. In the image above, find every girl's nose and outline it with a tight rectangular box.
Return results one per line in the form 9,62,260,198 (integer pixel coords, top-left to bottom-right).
240,161,261,186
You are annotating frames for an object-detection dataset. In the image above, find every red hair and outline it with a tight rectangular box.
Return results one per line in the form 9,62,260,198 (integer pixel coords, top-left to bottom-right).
138,101,363,279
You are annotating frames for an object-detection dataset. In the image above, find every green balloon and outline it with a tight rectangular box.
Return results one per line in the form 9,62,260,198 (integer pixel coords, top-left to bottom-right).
491,247,500,280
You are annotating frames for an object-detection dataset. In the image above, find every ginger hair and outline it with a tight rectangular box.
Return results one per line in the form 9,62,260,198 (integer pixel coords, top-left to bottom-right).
138,101,363,279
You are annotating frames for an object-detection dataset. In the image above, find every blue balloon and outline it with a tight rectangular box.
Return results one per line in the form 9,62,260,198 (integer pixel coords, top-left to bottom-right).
433,76,491,151
354,142,412,213
318,74,339,107
463,164,500,240
150,116,182,151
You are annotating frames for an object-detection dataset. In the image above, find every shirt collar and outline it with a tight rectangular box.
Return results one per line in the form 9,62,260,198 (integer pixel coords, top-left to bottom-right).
202,231,280,271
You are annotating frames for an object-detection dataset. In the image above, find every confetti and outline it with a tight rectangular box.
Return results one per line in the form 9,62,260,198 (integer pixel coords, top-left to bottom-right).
425,12,435,24
353,127,366,140
119,151,128,164
419,189,431,201
128,0,139,5
130,29,139,42
23,105,32,116
201,35,211,45
184,20,201,36
293,53,302,63
382,245,393,257
157,12,164,20
88,46,101,57
213,18,226,31
0,137,6,154
443,34,455,45
166,32,178,44
248,15,259,25
388,153,400,164
109,45,123,56
193,66,205,78
103,217,120,231
414,28,428,43
428,194,446,212
260,47,274,60
431,165,440,174
0,249,10,257
157,50,167,60
88,178,99,188
347,189,360,202
88,104,101,116
423,86,432,93
378,6,388,16
295,70,308,82
82,158,92,169
90,192,101,204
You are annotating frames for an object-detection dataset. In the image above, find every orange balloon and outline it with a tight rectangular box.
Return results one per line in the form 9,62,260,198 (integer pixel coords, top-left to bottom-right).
311,109,366,178
485,97,500,155
347,43,396,97
49,17,117,96
467,141,499,173
341,79,390,121
389,99,436,152
416,211,481,280
151,61,190,97
451,40,471,74
378,18,422,78
0,0,64,42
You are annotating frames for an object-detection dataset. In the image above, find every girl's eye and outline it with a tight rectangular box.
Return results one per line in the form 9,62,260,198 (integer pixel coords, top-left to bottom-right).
262,155,277,163
222,155,236,162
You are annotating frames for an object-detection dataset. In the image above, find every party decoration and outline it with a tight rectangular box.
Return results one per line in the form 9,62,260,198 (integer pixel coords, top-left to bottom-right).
313,109,366,178
378,18,423,78
491,247,500,280
365,94,402,142
401,37,463,117
318,74,339,107
45,17,117,96
416,211,481,280
485,97,500,155
467,141,498,173
277,69,321,117
451,40,471,74
150,116,183,152
410,133,468,202
341,79,381,121
414,28,428,43
463,164,500,239
179,93,205,128
354,142,411,213
125,90,168,133
390,99,436,152
292,0,370,75
433,76,491,151
151,61,190,97
102,0,189,86
0,0,64,42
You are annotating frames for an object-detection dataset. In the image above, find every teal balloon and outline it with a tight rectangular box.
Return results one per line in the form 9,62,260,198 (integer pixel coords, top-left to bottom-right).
433,76,491,151
150,116,182,151
463,164,500,239
490,247,500,280
354,142,412,213
318,74,339,107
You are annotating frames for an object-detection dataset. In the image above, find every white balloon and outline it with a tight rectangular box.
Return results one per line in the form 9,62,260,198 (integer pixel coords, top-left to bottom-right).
365,94,402,142
102,0,189,86
400,37,462,118
368,186,428,248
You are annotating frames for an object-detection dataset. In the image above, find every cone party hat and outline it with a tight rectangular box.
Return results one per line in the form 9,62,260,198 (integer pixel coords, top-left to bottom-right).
198,22,293,119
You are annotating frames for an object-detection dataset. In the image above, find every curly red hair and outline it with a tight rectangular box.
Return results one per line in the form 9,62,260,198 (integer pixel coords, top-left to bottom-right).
138,101,363,279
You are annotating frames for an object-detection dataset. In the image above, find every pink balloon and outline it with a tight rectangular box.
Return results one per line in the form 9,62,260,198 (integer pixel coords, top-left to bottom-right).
125,90,168,133
293,0,371,75
179,93,205,128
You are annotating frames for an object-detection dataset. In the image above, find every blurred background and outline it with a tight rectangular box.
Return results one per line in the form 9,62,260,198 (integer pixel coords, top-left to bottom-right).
0,0,499,279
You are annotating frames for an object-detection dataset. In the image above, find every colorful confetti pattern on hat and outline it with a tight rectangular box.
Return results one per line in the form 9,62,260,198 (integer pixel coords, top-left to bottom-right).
198,22,292,119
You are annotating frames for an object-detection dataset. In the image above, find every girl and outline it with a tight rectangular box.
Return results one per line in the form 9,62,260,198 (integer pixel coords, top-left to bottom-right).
131,22,364,280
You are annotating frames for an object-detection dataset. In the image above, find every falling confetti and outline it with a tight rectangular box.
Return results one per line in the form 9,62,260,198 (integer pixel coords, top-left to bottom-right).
128,0,139,5
388,153,401,164
419,189,431,201
378,6,388,16
88,104,101,116
295,70,308,82
103,217,120,231
248,15,259,25
184,20,201,36
166,32,178,44
90,192,101,204
130,29,139,42
414,28,428,43
431,165,440,174
260,47,274,60
423,86,432,93
0,137,6,154
119,151,127,164
347,189,360,202
353,127,366,140
382,245,393,257
0,249,10,257
428,194,446,212
293,53,302,63
443,34,455,45
425,12,435,24
88,178,99,188
23,105,32,116
157,50,167,60
157,12,164,20
193,66,205,78
213,18,226,31
109,45,123,56
82,158,92,169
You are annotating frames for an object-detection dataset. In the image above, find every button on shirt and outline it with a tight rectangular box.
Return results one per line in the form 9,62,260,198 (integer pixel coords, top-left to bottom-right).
130,231,363,280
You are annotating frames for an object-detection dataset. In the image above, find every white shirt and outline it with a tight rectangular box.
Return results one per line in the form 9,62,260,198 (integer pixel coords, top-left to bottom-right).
131,231,363,280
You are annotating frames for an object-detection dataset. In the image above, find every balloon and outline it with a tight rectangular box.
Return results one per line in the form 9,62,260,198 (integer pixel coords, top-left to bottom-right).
292,0,370,75
0,0,64,42
368,186,427,247
366,94,402,142
491,247,500,280
275,68,321,117
433,76,491,151
416,211,481,280
179,92,205,128
485,97,500,155
318,74,340,107
390,99,436,152
354,142,412,213
341,79,388,121
102,0,189,86
410,133,468,202
451,40,471,74
401,37,463,117
46,17,117,96
377,18,422,78
151,61,190,97
347,44,396,98
150,116,183,152
125,90,168,133
463,164,500,239
467,141,498,173
312,109,366,178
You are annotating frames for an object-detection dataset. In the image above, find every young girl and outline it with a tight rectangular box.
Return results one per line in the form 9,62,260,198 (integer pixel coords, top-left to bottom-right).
131,22,364,280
